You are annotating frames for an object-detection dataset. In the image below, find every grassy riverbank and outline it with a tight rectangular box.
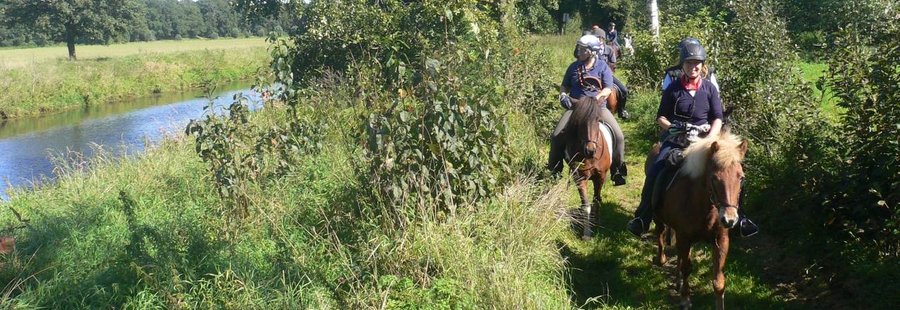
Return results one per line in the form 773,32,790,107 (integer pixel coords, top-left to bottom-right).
0,39,269,119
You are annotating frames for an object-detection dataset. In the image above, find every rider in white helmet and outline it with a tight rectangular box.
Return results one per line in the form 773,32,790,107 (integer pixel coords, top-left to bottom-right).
549,35,628,186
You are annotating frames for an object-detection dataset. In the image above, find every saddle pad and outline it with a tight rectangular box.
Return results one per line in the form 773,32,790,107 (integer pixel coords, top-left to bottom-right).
597,122,614,168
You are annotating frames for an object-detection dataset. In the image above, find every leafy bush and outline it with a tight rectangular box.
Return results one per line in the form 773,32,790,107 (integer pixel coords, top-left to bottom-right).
823,5,899,258
619,9,720,91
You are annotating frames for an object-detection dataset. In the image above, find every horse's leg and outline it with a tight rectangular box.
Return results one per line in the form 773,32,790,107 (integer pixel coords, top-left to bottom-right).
577,179,593,240
591,176,603,228
713,230,730,310
655,222,667,266
676,236,693,309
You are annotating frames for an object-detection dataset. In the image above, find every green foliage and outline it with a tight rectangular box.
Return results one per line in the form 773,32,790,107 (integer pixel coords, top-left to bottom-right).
823,4,899,258
0,0,290,47
562,12,583,35
185,95,281,220
516,0,559,34
365,55,512,220
620,9,719,91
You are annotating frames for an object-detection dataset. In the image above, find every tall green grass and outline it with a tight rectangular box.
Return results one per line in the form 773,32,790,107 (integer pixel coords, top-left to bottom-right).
0,45,268,118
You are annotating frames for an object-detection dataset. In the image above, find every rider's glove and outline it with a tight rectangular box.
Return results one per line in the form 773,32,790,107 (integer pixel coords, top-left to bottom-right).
559,93,573,110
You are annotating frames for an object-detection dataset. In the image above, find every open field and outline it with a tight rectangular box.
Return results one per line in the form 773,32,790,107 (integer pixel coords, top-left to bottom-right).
0,39,269,118
0,38,268,70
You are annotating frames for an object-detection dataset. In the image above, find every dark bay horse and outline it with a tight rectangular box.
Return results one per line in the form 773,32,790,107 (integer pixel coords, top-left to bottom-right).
565,96,613,240
651,131,749,309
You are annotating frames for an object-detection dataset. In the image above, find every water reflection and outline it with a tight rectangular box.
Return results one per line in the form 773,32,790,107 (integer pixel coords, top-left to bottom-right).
0,82,263,199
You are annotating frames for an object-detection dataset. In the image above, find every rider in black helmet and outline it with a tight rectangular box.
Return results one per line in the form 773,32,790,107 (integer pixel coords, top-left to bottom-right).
662,37,720,91
627,39,758,238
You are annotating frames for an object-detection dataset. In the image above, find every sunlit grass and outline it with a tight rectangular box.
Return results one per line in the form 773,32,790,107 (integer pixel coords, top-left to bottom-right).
796,61,844,119
0,38,268,71
0,45,269,118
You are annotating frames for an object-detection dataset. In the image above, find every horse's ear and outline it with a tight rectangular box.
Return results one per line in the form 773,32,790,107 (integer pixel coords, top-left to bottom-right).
739,140,749,156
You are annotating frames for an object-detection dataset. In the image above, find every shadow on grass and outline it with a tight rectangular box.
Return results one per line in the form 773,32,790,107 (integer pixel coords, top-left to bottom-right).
559,197,811,309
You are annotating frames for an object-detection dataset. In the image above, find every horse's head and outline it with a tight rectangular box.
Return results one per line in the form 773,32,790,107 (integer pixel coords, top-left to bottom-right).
568,96,604,157
683,132,749,229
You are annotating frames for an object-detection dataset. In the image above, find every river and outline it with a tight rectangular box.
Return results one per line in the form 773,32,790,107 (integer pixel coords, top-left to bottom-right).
0,82,263,199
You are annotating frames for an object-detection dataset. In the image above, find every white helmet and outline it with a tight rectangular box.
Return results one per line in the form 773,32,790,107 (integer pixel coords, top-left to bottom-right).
576,35,603,54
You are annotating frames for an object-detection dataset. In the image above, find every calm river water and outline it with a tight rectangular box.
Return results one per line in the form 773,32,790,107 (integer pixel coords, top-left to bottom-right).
0,82,263,199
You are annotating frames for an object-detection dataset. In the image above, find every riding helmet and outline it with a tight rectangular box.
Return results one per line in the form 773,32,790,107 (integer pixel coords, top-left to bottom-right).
576,35,603,53
678,37,702,50
679,42,707,64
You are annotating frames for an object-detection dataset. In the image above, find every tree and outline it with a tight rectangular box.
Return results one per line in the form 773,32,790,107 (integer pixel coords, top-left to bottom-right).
4,0,139,60
648,0,659,39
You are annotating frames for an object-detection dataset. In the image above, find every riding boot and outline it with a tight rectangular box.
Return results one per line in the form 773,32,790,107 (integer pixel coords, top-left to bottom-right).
618,109,630,120
627,200,652,237
612,163,627,186
547,138,565,177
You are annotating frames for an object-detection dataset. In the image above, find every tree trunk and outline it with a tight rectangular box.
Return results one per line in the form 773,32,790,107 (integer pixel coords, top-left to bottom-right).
648,0,660,40
65,25,77,60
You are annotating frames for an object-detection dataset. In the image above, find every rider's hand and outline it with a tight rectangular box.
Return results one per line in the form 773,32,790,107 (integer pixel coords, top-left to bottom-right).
559,92,572,109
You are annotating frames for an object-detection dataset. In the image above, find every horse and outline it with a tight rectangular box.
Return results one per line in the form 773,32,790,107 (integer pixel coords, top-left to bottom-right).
622,34,634,57
564,96,614,240
650,131,749,309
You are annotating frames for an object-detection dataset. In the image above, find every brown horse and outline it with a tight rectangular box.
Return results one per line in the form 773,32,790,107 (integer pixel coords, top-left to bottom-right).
651,131,749,309
565,96,613,240
605,86,620,116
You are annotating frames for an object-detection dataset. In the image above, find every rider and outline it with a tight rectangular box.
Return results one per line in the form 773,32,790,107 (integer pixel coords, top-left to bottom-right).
550,35,627,186
627,40,758,237
592,31,631,120
606,22,619,48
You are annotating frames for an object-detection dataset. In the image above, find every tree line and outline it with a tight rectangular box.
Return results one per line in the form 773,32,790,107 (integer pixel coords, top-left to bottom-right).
0,0,292,59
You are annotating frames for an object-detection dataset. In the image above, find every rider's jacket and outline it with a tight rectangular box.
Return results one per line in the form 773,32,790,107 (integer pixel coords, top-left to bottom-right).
658,77,723,126
561,56,614,100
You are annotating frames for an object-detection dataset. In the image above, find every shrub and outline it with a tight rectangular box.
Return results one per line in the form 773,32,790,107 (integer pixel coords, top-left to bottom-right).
823,4,899,258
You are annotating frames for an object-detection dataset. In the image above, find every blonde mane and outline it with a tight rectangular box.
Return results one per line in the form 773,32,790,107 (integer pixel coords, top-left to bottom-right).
681,131,745,179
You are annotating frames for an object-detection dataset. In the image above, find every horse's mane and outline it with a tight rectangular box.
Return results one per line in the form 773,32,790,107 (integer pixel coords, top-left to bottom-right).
569,96,602,137
681,131,745,179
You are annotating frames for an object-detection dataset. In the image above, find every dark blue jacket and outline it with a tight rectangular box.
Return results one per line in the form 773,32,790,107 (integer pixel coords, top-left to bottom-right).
561,57,614,99
657,78,723,126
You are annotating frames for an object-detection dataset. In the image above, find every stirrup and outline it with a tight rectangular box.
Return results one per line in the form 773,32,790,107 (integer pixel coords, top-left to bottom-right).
612,173,626,186
739,218,759,237
626,218,647,237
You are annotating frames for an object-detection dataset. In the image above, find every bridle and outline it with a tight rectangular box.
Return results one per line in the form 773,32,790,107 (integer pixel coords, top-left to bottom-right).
708,175,744,213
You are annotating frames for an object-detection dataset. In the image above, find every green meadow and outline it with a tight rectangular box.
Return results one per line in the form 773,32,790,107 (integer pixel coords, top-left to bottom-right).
0,38,269,118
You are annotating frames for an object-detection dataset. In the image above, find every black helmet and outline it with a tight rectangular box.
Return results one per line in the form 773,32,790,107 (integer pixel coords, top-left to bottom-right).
678,37,702,50
680,42,707,64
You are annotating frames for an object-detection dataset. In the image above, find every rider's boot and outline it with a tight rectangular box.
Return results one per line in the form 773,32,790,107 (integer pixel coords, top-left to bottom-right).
627,201,652,237
618,109,630,120
547,138,565,177
612,163,627,186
